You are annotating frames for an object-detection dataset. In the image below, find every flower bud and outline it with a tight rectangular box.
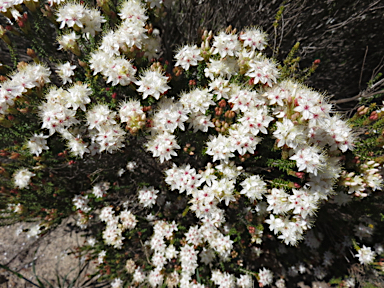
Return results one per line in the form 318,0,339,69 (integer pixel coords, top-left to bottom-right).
225,25,232,34
357,106,365,112
78,59,87,68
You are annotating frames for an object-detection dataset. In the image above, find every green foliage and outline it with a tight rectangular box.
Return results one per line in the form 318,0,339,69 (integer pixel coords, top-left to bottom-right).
266,158,295,174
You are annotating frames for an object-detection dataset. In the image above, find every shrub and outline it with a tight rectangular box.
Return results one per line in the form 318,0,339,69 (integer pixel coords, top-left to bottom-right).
0,1,383,287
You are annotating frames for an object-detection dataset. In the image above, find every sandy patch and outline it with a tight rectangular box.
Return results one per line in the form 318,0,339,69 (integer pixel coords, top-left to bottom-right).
0,217,102,288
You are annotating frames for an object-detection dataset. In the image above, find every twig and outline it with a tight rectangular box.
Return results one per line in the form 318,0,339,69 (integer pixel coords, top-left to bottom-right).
359,46,368,91
139,238,152,265
326,0,381,32
331,89,384,104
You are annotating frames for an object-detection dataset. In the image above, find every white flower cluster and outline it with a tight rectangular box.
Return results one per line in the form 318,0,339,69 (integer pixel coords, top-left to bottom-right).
239,28,268,51
55,62,76,85
85,0,153,86
145,97,189,162
146,220,178,286
89,51,137,86
136,70,170,100
86,104,126,154
99,205,137,249
138,186,159,208
92,181,110,198
0,63,50,115
39,83,91,133
56,3,106,38
341,160,382,197
211,270,254,288
72,194,91,213
85,0,152,86
212,31,241,58
144,29,363,265
174,45,203,70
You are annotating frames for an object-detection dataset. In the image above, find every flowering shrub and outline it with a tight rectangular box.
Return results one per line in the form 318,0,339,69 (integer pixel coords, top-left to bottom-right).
0,0,384,287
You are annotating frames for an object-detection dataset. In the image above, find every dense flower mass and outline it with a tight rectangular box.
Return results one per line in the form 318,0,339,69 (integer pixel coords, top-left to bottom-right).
1,1,383,287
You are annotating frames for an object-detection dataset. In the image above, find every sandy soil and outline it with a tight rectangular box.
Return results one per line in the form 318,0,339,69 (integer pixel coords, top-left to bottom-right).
0,217,101,288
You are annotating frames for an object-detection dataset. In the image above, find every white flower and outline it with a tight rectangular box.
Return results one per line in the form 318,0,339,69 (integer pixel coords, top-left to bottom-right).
72,195,91,213
57,32,80,52
66,134,90,158
289,146,326,176
56,62,76,84
14,168,35,189
374,243,384,254
120,210,137,230
212,31,241,58
87,237,96,246
204,57,239,80
136,70,170,100
208,77,230,100
92,182,110,198
206,134,235,163
180,88,214,114
143,35,161,60
144,0,163,9
240,175,267,200
175,45,203,70
138,186,159,208
275,278,286,288
99,30,120,56
148,267,164,287
97,250,106,264
104,57,137,86
111,278,123,288
119,100,145,125
151,97,189,134
65,83,92,111
187,112,215,133
245,58,279,87
355,245,376,265
86,104,116,130
99,206,115,222
81,8,106,38
237,274,253,288
126,161,137,171
27,223,42,239
89,51,113,75
240,28,267,51
119,0,148,22
27,133,49,156
273,118,304,149
56,3,86,29
145,132,180,163
165,244,179,259
133,267,146,283
265,214,284,234
258,267,273,286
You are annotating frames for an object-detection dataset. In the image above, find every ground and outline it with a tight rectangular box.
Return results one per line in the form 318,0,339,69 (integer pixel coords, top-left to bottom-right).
0,217,100,288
